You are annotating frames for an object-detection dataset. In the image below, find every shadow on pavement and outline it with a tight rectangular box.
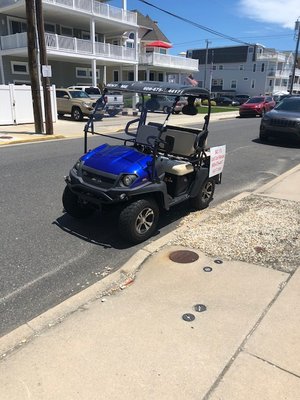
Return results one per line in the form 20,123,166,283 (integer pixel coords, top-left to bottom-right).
252,137,300,149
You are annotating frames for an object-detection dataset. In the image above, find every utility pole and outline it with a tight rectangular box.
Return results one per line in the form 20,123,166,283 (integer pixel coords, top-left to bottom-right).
25,0,44,134
36,0,53,134
204,40,211,90
289,18,300,94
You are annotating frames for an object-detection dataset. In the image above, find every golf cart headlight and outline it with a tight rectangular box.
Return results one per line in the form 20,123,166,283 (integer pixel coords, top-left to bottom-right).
73,160,83,172
121,174,137,187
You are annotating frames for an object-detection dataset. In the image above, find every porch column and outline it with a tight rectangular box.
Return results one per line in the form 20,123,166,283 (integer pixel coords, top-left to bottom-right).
103,65,107,84
0,56,5,84
133,64,139,108
91,59,97,87
90,18,96,54
146,69,150,80
163,71,167,82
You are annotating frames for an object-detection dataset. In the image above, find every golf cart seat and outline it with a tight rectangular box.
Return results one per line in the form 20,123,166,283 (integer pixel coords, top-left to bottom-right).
136,123,206,158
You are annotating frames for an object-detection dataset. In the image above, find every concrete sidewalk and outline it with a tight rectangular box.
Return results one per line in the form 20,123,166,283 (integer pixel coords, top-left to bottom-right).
0,162,299,399
0,110,239,146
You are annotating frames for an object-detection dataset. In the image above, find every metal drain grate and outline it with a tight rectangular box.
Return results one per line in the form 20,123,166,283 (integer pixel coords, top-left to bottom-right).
169,250,199,263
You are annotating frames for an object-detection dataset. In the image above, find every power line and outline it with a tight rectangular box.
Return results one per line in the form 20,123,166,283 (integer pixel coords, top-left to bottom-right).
138,0,252,46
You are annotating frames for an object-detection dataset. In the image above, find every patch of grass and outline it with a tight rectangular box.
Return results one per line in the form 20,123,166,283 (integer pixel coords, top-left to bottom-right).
197,106,239,113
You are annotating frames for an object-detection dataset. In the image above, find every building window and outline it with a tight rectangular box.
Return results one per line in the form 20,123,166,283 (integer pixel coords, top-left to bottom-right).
61,26,73,37
248,47,253,53
212,65,217,70
10,19,27,34
212,79,223,86
253,64,256,72
275,79,281,86
126,42,134,48
76,67,99,79
149,72,155,81
251,79,255,89
128,32,135,40
11,61,28,75
239,65,244,70
269,79,272,86
244,77,248,80
128,71,134,81
219,65,224,70
113,71,119,81
261,63,265,72
158,73,164,81
231,80,237,89
44,23,55,34
113,40,119,46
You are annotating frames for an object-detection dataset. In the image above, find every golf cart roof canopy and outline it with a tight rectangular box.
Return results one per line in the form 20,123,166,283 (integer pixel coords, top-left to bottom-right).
105,81,210,98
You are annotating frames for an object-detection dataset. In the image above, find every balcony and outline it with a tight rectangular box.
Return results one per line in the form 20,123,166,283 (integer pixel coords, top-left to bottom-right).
0,32,137,62
139,53,198,71
257,51,286,62
0,0,137,25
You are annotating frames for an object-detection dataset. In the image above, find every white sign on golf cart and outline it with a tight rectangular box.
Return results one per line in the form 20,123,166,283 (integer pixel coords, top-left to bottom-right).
209,145,226,177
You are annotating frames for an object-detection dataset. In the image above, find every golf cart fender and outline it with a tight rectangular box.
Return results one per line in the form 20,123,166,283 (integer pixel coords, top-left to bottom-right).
129,180,171,211
189,168,209,197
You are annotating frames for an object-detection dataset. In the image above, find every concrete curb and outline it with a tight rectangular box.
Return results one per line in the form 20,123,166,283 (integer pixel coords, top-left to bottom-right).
0,135,66,146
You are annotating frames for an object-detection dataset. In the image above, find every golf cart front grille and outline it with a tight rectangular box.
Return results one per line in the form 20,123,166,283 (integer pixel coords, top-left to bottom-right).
82,169,116,188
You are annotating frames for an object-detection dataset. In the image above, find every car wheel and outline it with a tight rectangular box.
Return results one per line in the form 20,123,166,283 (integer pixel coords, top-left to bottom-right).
190,178,215,210
58,113,64,117
71,107,83,121
62,186,95,218
163,106,171,114
118,198,159,244
259,129,269,142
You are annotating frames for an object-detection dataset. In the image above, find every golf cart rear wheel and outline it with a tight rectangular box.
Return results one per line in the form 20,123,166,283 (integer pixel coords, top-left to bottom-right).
119,198,159,244
190,178,215,210
62,186,95,218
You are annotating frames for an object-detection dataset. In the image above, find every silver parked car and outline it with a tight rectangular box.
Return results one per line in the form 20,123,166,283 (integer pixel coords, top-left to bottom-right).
259,96,300,143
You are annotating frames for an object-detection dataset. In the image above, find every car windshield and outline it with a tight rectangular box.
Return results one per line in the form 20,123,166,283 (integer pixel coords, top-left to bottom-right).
275,98,300,112
85,88,101,95
246,97,264,104
69,91,90,99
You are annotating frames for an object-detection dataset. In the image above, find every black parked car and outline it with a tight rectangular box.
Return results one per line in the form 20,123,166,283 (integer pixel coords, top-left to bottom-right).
214,96,239,106
259,96,300,143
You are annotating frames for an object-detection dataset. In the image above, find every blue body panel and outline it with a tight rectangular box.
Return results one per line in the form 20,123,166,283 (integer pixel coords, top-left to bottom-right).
82,144,153,178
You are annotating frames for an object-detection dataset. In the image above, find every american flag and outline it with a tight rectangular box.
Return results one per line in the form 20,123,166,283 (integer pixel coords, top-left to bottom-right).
186,74,198,87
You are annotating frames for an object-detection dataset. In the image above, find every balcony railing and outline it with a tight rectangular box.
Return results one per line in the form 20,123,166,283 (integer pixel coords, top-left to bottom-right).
0,0,137,25
1,32,136,61
44,0,137,24
139,53,199,71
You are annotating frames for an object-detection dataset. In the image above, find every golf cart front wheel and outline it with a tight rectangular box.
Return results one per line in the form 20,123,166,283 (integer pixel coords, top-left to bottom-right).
118,198,159,244
62,186,95,218
190,178,215,210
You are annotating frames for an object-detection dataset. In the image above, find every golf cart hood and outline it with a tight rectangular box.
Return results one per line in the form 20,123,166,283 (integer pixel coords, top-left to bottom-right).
82,144,153,175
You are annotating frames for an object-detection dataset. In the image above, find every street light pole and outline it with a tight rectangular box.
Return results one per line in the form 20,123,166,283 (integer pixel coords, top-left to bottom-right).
204,39,211,90
289,18,300,94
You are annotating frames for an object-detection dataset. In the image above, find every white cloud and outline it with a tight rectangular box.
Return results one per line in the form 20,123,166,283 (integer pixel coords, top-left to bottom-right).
238,0,299,29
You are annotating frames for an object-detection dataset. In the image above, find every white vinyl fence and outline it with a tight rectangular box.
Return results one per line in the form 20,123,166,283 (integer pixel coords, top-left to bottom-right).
0,84,57,125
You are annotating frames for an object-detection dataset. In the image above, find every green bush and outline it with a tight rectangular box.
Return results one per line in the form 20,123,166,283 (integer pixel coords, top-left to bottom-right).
201,99,216,106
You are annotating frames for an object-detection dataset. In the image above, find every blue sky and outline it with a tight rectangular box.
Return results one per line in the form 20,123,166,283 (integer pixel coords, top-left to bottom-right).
109,0,299,55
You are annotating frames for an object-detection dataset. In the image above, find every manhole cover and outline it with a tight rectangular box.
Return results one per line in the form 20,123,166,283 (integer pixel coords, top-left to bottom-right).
182,313,195,322
169,250,199,263
0,136,13,139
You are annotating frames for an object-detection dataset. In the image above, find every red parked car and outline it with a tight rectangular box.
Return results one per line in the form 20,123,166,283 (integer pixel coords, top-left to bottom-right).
239,96,275,117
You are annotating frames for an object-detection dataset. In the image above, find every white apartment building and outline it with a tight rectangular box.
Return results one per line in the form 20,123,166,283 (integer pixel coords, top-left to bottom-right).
0,0,198,87
187,44,300,97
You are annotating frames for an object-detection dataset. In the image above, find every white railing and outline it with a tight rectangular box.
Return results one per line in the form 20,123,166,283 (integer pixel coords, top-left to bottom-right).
0,32,27,50
139,53,199,71
43,0,137,25
257,51,286,62
0,32,137,62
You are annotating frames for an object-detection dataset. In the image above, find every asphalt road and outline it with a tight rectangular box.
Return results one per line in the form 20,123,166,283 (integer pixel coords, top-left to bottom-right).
1,116,300,337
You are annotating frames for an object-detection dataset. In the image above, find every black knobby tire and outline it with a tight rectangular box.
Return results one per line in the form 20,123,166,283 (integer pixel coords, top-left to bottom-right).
71,107,83,121
118,198,159,244
190,178,215,210
62,186,94,218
